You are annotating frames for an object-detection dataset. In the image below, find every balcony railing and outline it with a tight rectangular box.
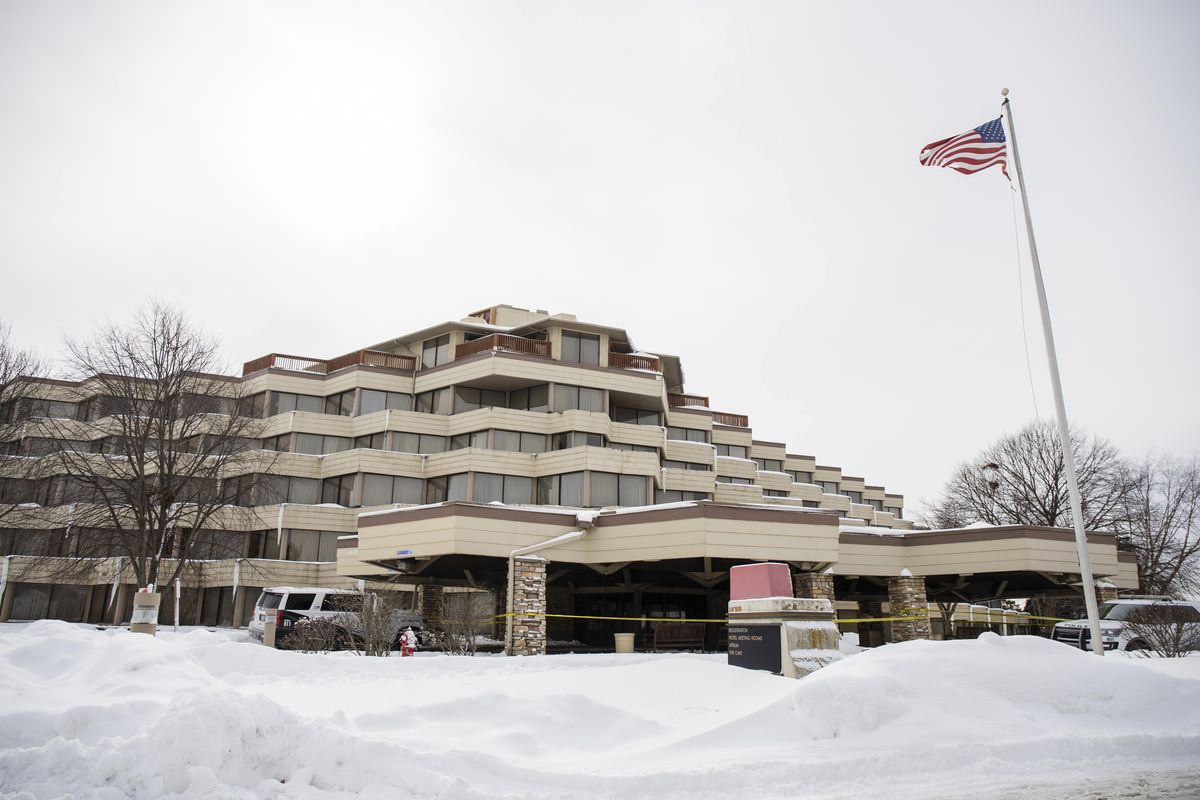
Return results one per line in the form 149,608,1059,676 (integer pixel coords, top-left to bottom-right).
667,393,710,408
325,350,416,374
241,354,327,375
608,352,662,372
712,411,749,428
455,334,552,360
242,349,415,376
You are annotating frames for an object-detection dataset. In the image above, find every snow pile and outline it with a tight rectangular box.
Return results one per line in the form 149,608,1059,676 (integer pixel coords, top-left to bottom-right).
1,622,1199,799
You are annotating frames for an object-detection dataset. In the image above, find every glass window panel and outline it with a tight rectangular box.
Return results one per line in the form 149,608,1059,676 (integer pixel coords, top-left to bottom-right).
455,387,480,413
520,432,546,453
560,472,584,506
589,472,618,507
322,436,351,455
450,433,471,450
361,474,393,506
296,395,324,413
618,475,646,507
580,387,604,412
447,473,469,501
354,433,385,449
537,475,558,505
285,530,319,561
424,476,447,503
473,473,503,503
527,384,549,412
503,475,533,504
422,334,450,368
288,477,320,504
492,430,519,452
552,385,578,412
562,333,579,363
418,434,447,454
359,389,386,416
580,335,600,365
294,434,323,454
391,432,419,453
317,532,339,563
393,476,423,504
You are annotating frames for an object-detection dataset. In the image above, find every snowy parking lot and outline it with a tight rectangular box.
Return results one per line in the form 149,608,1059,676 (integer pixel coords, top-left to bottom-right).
1,621,1198,799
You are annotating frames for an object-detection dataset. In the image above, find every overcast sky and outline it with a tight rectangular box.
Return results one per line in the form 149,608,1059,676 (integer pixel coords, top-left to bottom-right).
2,1,1197,513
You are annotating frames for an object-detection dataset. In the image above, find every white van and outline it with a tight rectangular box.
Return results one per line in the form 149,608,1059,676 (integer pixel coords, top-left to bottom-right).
248,587,426,647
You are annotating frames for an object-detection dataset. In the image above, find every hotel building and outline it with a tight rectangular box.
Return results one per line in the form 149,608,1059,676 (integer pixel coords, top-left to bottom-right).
0,305,1136,651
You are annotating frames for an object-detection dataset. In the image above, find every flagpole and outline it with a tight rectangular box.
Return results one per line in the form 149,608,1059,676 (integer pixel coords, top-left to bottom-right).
1000,89,1105,656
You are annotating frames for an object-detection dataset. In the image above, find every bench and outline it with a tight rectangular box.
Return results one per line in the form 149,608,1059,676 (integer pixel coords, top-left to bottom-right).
652,622,706,651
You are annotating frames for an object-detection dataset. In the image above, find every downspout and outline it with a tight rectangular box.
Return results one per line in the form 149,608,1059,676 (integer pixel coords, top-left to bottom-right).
505,525,590,655
0,555,10,619
276,503,287,556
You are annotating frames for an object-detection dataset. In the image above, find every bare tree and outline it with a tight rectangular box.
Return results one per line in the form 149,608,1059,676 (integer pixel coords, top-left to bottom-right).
436,590,494,656
1118,456,1200,597
1121,602,1200,658
31,303,271,592
0,320,48,525
922,421,1131,531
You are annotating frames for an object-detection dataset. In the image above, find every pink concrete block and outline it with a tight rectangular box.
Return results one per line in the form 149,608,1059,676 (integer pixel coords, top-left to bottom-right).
729,563,793,600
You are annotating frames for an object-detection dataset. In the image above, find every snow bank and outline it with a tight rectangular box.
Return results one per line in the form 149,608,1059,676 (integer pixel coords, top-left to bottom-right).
1,622,1198,799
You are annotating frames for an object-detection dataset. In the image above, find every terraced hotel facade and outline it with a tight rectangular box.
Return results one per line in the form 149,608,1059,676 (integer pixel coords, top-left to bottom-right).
0,305,1136,650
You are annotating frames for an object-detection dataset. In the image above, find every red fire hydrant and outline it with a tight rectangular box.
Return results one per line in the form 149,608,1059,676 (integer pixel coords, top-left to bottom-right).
400,627,418,657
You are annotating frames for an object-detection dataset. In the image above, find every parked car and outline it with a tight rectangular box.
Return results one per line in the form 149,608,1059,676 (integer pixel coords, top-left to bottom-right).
1051,597,1200,652
248,587,426,648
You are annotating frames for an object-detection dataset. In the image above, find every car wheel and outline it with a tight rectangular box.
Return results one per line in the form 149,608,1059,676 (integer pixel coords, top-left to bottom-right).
1125,640,1148,652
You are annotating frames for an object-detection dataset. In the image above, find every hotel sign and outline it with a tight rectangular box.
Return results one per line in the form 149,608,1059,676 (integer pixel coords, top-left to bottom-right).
727,624,782,674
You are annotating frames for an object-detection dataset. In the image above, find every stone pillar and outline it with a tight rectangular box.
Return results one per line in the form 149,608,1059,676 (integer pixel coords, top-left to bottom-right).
417,584,444,631
794,572,836,602
886,575,932,642
1095,583,1119,603
507,556,547,656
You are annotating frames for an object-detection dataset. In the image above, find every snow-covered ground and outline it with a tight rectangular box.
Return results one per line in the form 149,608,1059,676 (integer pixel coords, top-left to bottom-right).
1,622,1198,799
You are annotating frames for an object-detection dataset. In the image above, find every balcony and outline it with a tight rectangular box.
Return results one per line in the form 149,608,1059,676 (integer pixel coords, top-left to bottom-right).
242,349,416,377
455,334,552,360
712,411,749,428
667,393,709,408
608,352,662,372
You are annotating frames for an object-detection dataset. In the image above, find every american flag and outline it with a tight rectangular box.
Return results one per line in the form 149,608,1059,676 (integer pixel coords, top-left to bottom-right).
919,117,1008,178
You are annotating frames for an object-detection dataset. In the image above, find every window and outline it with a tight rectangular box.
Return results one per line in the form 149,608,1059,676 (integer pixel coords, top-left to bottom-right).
520,432,547,453
788,470,813,484
845,490,863,503
655,490,711,503
492,430,520,452
612,406,659,426
284,530,340,562
261,434,291,452
284,592,317,610
361,474,423,506
358,389,413,415
257,475,320,505
421,334,451,368
818,481,840,494
553,385,604,412
450,431,489,450
390,433,447,454
294,434,352,455
508,384,549,412
867,499,883,511
715,444,748,459
416,387,452,415
754,458,783,473
554,431,604,450
890,507,903,519
666,427,709,443
474,473,534,504
561,331,601,365
537,472,585,506
354,432,387,450
321,474,355,506
455,386,506,413
716,475,753,485
424,473,468,503
763,489,789,497
267,392,324,415
588,472,647,507
184,394,235,416
247,531,280,560
802,500,820,508
663,460,710,471
324,390,355,417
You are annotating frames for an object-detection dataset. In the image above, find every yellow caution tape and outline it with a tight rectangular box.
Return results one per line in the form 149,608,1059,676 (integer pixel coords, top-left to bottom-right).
490,611,1063,625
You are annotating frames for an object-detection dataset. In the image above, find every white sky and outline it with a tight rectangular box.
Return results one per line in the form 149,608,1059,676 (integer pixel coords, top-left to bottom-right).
2,1,1197,513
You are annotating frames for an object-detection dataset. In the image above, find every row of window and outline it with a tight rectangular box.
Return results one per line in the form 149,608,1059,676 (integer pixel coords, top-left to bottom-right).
261,429,651,456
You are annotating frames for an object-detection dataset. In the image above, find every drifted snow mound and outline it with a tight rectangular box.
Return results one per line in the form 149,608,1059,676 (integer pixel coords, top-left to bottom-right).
1,622,1199,800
